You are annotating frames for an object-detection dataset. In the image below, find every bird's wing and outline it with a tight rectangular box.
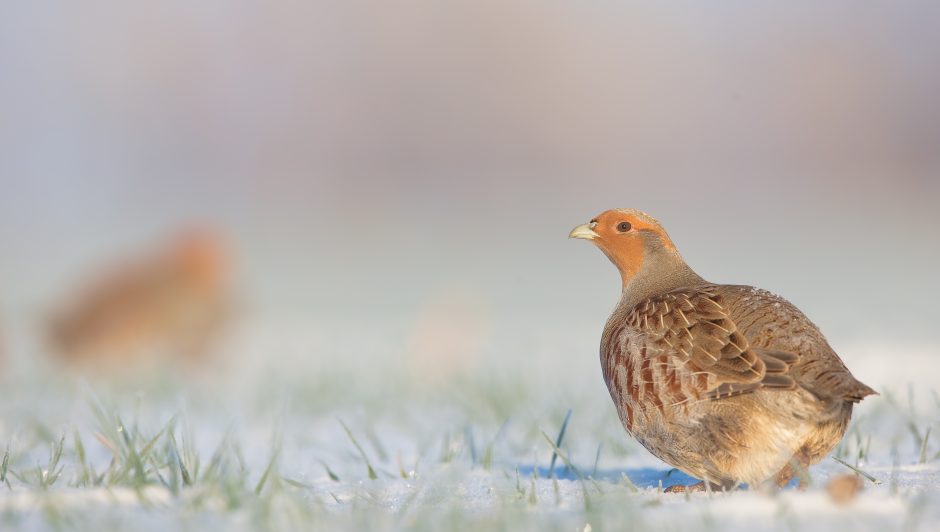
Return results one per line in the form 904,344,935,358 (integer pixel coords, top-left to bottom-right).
624,285,800,402
716,285,876,403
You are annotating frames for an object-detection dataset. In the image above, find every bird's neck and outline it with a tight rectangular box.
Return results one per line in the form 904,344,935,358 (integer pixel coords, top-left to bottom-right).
619,249,707,310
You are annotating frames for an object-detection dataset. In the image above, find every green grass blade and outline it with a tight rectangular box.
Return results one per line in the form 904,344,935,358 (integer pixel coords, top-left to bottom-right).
540,431,591,509
548,409,572,478
254,446,281,495
833,456,881,485
338,419,377,480
920,427,931,464
1,447,10,488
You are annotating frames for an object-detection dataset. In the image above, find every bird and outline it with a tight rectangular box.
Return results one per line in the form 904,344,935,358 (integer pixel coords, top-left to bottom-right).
47,230,230,371
569,209,875,492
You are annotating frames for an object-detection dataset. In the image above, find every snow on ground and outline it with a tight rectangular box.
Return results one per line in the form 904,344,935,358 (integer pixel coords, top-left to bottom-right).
0,314,938,531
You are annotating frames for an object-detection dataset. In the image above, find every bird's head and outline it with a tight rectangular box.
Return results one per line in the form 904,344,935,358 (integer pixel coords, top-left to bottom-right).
569,209,682,287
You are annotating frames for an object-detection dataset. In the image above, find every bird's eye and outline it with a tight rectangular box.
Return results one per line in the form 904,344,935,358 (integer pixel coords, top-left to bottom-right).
617,221,632,232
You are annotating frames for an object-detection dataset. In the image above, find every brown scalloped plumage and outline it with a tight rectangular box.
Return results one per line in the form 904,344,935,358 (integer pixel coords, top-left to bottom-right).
573,209,875,491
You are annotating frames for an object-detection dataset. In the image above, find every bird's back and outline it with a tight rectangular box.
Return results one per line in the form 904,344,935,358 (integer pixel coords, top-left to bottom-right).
713,285,875,403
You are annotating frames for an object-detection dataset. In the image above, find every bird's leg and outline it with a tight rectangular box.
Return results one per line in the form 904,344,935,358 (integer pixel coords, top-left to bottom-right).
663,481,723,493
773,449,812,490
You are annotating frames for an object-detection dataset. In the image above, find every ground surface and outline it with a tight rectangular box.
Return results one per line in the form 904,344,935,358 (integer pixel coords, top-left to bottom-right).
0,316,937,531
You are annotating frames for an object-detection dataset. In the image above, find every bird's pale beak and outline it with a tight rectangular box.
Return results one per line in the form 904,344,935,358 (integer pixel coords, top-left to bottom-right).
568,223,599,240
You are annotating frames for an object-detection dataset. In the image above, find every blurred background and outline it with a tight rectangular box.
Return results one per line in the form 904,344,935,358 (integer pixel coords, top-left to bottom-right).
0,1,938,392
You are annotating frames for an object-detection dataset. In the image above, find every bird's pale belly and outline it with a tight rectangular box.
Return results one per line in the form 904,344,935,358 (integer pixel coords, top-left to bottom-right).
604,351,819,486
621,391,814,485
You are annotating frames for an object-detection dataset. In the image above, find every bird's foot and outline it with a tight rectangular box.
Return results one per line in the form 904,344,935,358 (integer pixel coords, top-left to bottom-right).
663,481,722,493
772,449,812,490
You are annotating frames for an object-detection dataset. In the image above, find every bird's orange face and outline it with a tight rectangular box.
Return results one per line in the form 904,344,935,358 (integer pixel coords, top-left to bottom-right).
569,209,676,285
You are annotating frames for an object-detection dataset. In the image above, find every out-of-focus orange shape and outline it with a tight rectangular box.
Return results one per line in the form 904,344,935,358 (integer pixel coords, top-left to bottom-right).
406,287,488,386
47,229,230,370
826,473,864,505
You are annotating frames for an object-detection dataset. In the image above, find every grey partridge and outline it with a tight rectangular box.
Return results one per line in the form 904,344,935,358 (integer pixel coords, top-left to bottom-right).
48,230,229,370
570,209,875,491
